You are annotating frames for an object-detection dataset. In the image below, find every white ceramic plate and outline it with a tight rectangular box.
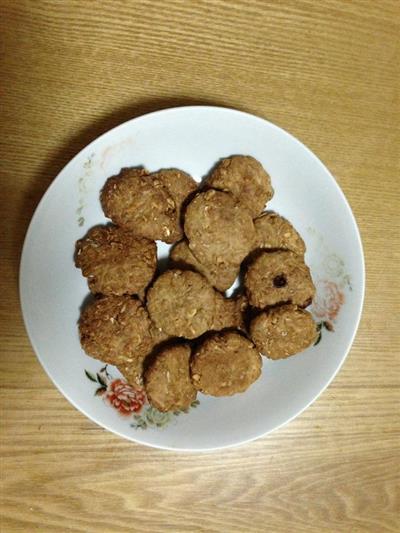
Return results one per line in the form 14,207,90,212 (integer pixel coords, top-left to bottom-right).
20,106,364,451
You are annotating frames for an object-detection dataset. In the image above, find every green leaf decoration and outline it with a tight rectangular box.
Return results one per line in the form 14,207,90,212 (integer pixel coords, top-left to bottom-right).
314,331,322,346
85,370,97,382
95,387,106,396
129,399,201,431
97,373,107,387
145,406,172,427
100,365,112,379
131,418,147,430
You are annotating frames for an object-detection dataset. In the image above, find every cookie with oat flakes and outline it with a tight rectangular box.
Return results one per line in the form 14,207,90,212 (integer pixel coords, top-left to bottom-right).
207,155,273,217
145,343,197,412
75,225,156,296
147,269,217,339
184,189,256,274
245,250,315,308
79,295,153,367
101,167,179,243
191,331,262,396
254,211,306,256
250,304,317,359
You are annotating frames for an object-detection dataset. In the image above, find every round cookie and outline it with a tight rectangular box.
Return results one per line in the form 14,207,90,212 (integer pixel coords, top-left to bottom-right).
191,331,262,396
147,269,216,339
250,304,317,359
184,189,256,268
151,169,197,240
245,250,315,308
212,293,247,331
254,212,306,255
208,155,274,217
100,167,178,243
75,225,157,296
170,239,238,292
145,344,197,412
79,295,153,366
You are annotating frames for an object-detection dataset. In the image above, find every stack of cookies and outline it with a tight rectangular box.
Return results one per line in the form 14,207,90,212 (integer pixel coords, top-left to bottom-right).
76,156,317,413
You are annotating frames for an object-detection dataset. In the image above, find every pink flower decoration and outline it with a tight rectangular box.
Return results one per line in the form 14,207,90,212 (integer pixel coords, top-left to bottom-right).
105,379,146,416
313,280,345,321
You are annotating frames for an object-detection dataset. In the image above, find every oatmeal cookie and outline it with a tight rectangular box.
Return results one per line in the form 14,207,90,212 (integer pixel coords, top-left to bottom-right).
254,212,306,255
79,295,153,367
145,344,197,412
184,189,256,268
147,269,216,339
75,225,156,296
100,167,178,243
191,331,262,396
208,155,273,217
250,304,317,359
245,250,315,308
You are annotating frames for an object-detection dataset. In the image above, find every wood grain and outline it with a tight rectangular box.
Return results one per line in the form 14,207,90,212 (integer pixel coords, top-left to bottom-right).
1,1,399,531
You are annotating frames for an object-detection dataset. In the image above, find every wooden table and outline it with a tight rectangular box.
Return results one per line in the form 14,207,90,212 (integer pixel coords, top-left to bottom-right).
1,1,399,531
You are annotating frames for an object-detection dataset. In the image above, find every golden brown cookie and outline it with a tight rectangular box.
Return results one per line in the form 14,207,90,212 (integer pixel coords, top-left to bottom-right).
245,250,315,308
170,240,238,292
79,295,153,367
147,269,216,339
184,189,256,268
208,155,274,217
191,331,262,396
212,293,247,331
151,169,197,240
254,212,306,255
145,344,197,412
75,225,157,296
250,304,317,359
100,167,178,243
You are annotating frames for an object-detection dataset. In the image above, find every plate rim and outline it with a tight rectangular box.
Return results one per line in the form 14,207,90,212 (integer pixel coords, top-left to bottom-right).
19,105,366,451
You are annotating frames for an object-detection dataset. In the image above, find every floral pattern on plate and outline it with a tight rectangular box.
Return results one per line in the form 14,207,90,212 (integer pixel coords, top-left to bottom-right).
312,279,345,344
85,366,199,429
